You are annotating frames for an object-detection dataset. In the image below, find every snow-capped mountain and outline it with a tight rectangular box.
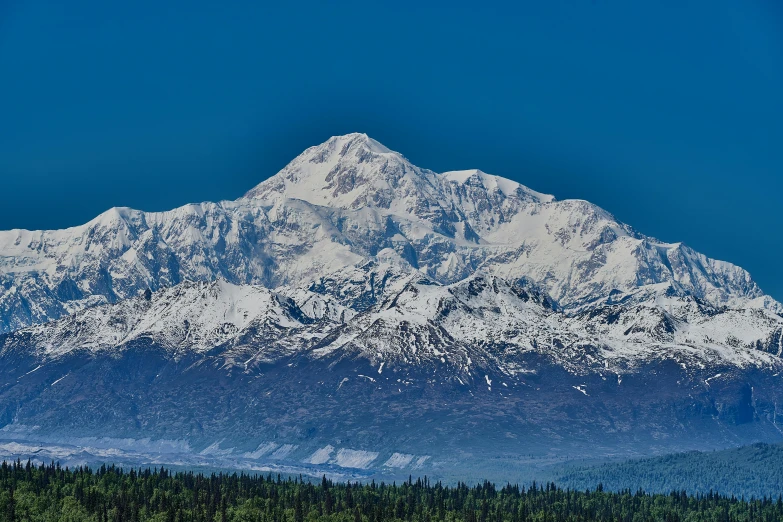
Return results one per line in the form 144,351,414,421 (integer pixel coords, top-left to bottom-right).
4,280,340,357
1,133,783,480
5,272,781,372
0,133,778,335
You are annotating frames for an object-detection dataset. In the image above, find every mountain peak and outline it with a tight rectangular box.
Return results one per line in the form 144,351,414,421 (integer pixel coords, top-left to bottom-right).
326,132,393,155
244,133,555,212
244,132,429,209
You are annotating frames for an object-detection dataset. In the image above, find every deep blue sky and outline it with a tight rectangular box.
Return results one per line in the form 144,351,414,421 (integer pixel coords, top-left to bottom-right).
1,1,782,299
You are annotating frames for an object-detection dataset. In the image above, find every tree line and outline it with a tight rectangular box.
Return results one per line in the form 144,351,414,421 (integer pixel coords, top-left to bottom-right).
1,459,781,522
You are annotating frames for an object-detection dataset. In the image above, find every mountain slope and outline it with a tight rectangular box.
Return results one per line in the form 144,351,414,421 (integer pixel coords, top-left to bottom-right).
1,272,782,479
554,442,783,498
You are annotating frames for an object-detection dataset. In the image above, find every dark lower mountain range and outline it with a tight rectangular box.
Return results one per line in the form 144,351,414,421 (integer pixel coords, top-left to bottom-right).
0,134,782,481
555,442,783,499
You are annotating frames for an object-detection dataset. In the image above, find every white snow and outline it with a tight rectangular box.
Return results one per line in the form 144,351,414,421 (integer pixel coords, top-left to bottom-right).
572,385,588,396
269,444,297,459
22,365,43,376
242,443,278,460
332,448,379,469
305,445,334,465
383,453,415,468
199,441,234,456
412,456,430,468
51,374,69,386
705,374,723,387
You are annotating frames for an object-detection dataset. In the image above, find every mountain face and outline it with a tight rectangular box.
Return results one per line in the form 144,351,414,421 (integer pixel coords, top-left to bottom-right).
0,133,777,335
1,133,782,481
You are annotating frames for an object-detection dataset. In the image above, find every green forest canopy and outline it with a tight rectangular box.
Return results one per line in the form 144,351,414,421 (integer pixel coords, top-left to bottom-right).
0,459,780,522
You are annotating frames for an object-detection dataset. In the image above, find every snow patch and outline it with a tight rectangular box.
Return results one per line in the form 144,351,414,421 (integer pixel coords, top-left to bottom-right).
306,445,334,465
383,453,415,468
242,442,279,460
412,456,430,468
332,448,379,469
51,374,69,386
269,444,297,459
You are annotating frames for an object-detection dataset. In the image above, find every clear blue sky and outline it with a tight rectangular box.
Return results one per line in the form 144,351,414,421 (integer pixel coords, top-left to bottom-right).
1,1,781,299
